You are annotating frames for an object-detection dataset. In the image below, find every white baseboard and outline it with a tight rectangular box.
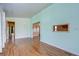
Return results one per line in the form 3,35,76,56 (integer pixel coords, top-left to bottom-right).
15,37,32,39
15,36,31,39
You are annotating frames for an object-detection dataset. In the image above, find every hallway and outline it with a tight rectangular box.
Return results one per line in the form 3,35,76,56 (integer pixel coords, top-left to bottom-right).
0,3,79,56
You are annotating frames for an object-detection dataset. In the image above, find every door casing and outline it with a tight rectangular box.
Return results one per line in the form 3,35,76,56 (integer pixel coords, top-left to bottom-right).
6,21,15,42
33,22,40,49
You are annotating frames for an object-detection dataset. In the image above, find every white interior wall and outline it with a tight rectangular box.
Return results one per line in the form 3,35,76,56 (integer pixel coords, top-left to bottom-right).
0,7,6,52
1,11,6,48
6,17,31,39
0,12,2,52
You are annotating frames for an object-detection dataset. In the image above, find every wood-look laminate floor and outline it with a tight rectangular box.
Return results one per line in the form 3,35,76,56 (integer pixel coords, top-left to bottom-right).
2,38,75,56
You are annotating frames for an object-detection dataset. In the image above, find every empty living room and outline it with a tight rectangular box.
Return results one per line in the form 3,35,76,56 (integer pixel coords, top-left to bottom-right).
0,3,79,57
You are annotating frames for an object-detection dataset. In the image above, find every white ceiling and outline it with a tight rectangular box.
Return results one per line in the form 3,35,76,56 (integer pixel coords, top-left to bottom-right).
0,3,51,18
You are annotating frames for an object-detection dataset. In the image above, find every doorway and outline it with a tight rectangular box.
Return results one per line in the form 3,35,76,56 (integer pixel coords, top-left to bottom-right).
7,21,15,42
33,22,40,49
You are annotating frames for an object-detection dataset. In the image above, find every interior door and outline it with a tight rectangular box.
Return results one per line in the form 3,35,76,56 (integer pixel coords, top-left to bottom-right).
7,21,15,42
33,22,40,49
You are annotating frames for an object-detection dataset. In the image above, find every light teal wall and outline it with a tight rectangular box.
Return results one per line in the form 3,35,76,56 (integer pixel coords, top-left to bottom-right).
32,4,79,55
